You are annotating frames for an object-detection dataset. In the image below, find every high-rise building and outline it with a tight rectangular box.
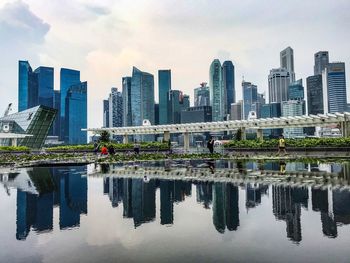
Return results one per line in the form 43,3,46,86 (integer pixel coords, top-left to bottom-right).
209,59,224,121
53,90,61,137
222,61,235,114
34,67,54,108
261,103,282,137
65,81,87,144
280,47,295,82
60,68,80,140
168,90,188,124
242,81,257,120
314,51,329,75
108,88,123,128
181,106,212,123
194,83,210,107
131,67,155,126
282,100,304,138
268,68,291,103
122,77,132,127
306,75,324,115
18,61,38,111
158,70,171,124
322,62,347,113
288,79,304,101
230,101,242,121
103,100,109,128
154,103,159,125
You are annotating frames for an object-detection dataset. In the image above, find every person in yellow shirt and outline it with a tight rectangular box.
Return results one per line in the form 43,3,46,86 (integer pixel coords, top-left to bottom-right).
278,135,287,156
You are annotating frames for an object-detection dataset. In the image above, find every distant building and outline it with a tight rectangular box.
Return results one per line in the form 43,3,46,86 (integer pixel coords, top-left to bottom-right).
34,66,54,108
306,75,324,115
222,61,235,114
268,68,291,103
230,101,242,121
168,90,188,124
181,106,212,123
314,51,329,75
108,88,123,128
322,62,347,113
280,47,295,82
242,81,257,120
18,61,38,111
158,70,171,124
282,100,304,138
53,91,61,137
103,100,109,128
209,59,224,121
122,77,132,127
261,103,282,138
65,82,87,144
194,83,210,107
154,103,159,125
288,79,304,100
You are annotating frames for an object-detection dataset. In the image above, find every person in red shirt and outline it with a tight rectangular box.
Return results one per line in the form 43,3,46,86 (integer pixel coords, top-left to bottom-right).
101,145,108,155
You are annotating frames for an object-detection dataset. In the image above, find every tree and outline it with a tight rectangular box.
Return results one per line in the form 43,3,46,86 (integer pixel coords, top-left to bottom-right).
100,130,110,143
235,128,242,141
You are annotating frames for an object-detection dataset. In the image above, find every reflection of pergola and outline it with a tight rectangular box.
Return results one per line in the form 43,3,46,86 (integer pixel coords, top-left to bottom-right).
0,133,33,147
85,112,350,150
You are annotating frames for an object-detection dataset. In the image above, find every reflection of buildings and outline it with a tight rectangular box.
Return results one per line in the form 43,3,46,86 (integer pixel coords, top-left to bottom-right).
15,167,88,240
160,180,174,225
212,183,239,233
272,186,308,243
196,182,213,209
246,183,268,209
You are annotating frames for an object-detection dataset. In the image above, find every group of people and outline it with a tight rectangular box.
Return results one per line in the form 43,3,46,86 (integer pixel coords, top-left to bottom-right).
94,141,141,156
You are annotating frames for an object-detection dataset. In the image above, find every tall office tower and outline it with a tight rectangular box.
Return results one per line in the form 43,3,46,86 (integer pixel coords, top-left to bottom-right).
222,61,235,114
261,103,282,137
183,94,190,109
268,68,291,103
194,83,210,107
158,70,171,124
282,100,304,138
168,90,187,124
64,81,87,144
209,59,224,121
18,60,38,111
254,93,266,118
60,68,80,140
131,67,155,127
288,79,304,100
122,77,132,127
280,47,295,82
322,62,347,113
307,75,324,115
314,51,329,75
181,106,212,123
53,90,61,137
108,88,123,128
242,81,257,120
154,104,159,125
230,101,242,120
34,67,54,108
103,100,110,128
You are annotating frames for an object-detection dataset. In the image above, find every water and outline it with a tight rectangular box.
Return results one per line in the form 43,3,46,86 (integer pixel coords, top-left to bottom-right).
0,160,350,263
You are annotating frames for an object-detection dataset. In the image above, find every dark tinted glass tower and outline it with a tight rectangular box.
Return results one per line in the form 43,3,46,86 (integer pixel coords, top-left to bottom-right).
34,67,54,108
18,61,38,111
306,75,324,115
288,79,304,100
325,62,347,113
209,59,224,121
314,51,329,75
65,82,87,144
103,99,110,128
222,61,235,115
122,77,132,127
158,70,171,124
53,90,61,137
242,81,257,120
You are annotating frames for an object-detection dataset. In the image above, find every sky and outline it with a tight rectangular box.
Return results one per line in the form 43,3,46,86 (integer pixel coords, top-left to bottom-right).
0,0,349,129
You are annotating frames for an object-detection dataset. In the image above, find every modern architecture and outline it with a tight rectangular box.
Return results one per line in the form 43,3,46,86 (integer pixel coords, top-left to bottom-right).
108,88,123,128
158,70,171,124
314,51,329,75
280,47,295,82
306,75,324,115
122,77,132,127
242,81,257,120
209,59,224,121
268,68,291,103
230,101,242,121
282,100,304,138
181,106,212,123
103,100,109,128
194,83,210,107
222,61,235,114
168,90,188,124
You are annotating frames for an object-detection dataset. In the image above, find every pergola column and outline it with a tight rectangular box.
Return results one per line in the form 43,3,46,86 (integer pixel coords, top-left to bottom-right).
123,134,129,144
163,131,170,142
241,127,246,140
340,121,350,137
11,138,17,147
257,129,263,141
184,132,190,152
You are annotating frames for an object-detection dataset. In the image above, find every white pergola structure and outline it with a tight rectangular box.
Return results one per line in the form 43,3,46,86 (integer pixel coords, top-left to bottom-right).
85,112,350,151
0,133,33,147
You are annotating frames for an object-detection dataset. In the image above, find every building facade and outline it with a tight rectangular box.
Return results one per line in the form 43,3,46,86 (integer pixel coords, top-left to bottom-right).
288,79,304,101
158,70,171,124
65,82,87,144
222,61,235,115
268,68,291,103
230,101,242,121
280,47,295,82
18,61,38,112
242,81,257,120
108,88,123,128
282,100,304,138
209,59,224,121
168,90,188,124
103,100,109,128
34,67,54,108
181,106,212,123
53,90,61,137
122,77,132,127
314,51,329,75
306,75,324,115
194,83,210,107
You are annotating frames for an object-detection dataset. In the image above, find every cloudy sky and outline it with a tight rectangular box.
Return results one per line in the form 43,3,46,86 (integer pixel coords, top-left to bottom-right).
0,0,349,128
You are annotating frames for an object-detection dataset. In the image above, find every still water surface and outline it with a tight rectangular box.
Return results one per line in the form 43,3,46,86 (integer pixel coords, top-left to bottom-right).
0,160,350,263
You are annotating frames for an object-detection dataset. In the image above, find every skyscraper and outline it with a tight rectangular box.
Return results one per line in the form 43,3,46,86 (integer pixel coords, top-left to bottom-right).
280,47,295,82
288,79,304,101
102,100,109,128
18,60,38,111
282,100,304,138
322,62,347,113
34,67,54,108
60,68,80,140
314,51,329,75
222,61,235,114
209,59,224,121
131,67,155,126
122,77,132,127
158,70,171,124
53,90,61,137
307,75,324,115
168,90,187,124
108,88,123,128
65,81,87,144
194,83,210,107
268,68,291,103
242,81,257,120
230,101,242,121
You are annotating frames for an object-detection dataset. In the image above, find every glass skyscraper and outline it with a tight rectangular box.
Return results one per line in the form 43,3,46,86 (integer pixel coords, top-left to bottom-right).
53,90,61,137
288,79,304,101
194,83,210,107
34,67,54,108
18,61,38,111
268,68,291,103
242,81,257,120
306,75,324,115
131,67,155,128
168,90,185,124
209,59,224,122
314,51,329,75
280,47,295,82
122,77,132,127
60,68,80,140
282,100,304,138
222,61,235,115
64,82,87,144
158,70,171,124
103,99,109,128
108,88,123,128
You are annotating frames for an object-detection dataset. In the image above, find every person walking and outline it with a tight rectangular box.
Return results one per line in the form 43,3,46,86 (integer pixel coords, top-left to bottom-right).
278,135,287,156
207,137,215,154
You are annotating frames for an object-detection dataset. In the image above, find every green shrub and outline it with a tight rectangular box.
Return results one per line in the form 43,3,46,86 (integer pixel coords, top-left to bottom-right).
0,146,30,152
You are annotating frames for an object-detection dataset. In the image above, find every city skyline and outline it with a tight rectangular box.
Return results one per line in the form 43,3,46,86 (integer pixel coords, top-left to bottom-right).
0,0,349,129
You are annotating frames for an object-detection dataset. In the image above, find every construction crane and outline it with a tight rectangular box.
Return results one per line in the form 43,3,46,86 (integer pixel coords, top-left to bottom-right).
3,103,12,117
